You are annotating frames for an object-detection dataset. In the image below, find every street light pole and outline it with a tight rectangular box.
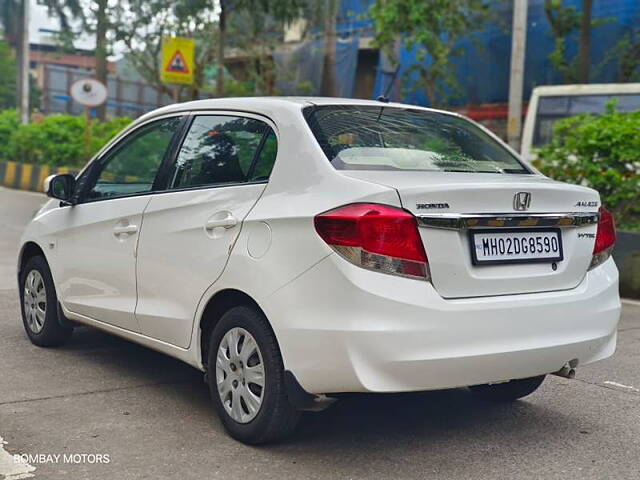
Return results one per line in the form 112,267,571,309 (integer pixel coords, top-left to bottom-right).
507,0,528,151
17,0,30,125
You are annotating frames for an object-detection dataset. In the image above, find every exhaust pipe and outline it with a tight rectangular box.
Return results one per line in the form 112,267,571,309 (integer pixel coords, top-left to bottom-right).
553,364,576,379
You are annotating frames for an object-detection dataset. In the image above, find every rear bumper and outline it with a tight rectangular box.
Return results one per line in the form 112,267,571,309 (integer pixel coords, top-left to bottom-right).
267,255,620,394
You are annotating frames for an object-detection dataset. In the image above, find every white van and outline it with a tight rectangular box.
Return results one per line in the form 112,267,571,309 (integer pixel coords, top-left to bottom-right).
521,83,640,160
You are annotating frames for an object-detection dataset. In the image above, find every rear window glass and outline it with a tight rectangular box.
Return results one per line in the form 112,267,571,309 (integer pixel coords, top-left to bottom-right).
304,105,529,174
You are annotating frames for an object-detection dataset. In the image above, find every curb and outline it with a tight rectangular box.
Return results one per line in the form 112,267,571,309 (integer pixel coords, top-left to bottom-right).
0,161,77,193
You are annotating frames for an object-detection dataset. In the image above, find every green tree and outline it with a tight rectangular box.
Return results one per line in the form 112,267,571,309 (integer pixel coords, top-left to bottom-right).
0,38,17,109
0,35,41,111
215,0,303,96
38,0,114,120
544,0,605,83
0,0,19,45
117,0,302,98
370,0,490,107
115,0,219,101
600,27,640,82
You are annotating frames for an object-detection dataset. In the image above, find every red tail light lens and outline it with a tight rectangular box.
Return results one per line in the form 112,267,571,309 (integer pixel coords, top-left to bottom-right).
593,208,616,254
590,207,616,269
314,203,429,279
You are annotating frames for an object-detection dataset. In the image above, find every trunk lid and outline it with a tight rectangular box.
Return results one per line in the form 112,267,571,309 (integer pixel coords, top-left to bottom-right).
341,171,600,298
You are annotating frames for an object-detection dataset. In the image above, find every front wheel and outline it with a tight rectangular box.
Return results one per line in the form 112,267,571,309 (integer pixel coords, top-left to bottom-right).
207,305,300,444
19,255,73,347
469,375,546,402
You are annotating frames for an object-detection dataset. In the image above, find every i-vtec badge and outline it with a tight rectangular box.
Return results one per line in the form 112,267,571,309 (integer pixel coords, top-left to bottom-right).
416,203,450,210
575,201,598,207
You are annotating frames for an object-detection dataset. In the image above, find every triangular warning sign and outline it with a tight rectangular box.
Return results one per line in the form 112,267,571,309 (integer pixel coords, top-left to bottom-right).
165,50,190,74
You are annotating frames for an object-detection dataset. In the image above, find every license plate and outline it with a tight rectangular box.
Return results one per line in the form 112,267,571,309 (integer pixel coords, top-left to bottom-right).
469,228,563,265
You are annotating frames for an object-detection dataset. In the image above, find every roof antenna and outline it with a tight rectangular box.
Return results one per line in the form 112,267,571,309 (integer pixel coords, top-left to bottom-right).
376,65,400,103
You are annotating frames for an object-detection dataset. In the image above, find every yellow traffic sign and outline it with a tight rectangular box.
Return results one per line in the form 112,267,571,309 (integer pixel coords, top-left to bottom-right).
161,37,194,85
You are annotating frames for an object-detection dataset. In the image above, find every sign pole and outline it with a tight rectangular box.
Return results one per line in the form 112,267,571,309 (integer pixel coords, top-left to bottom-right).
84,107,92,165
69,78,107,164
507,0,528,151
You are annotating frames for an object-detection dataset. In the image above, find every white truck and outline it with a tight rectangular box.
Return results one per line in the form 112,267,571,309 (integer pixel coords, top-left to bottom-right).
521,83,640,160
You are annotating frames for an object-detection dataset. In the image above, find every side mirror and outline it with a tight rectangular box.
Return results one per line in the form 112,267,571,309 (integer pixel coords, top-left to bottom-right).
44,174,76,204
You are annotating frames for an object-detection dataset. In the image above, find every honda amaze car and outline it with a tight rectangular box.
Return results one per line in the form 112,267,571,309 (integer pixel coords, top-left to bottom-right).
18,98,620,444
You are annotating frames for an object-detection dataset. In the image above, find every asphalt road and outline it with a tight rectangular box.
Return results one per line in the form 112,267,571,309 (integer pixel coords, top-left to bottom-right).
1,186,639,480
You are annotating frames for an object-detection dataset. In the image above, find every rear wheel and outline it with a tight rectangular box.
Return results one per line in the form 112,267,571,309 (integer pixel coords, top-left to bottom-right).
19,256,73,347
469,375,545,402
207,305,300,444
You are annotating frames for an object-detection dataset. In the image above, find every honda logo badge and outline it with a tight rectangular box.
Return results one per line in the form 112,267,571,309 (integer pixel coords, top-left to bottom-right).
513,192,531,211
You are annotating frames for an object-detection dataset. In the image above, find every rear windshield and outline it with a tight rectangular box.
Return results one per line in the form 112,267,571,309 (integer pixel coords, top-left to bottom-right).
304,105,530,174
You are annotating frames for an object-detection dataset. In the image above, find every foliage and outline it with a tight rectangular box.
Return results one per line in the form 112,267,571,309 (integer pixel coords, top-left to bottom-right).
0,38,17,109
369,0,491,107
115,0,302,99
534,103,640,231
0,36,41,111
543,0,609,83
599,27,640,82
221,7,288,96
36,0,85,50
0,109,19,160
0,0,19,45
115,0,218,100
214,0,304,96
0,112,131,168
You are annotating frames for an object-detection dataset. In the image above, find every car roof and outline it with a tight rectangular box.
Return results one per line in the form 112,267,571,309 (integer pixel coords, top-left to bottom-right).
135,96,462,124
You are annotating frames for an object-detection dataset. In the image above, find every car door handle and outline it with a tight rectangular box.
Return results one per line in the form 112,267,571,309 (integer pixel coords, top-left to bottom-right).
205,213,238,230
113,224,138,236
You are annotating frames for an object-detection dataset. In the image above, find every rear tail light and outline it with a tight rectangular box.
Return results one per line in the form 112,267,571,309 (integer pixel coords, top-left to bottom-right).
589,207,616,270
314,203,429,280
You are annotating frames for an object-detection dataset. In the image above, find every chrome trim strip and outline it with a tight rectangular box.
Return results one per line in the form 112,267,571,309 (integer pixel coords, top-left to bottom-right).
416,212,599,230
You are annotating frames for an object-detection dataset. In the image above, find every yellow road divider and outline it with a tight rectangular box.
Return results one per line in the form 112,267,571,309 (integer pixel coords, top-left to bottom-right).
0,162,77,192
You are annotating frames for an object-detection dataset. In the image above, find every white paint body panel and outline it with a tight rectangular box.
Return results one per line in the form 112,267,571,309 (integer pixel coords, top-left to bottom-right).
19,97,621,396
135,183,267,348
32,196,150,331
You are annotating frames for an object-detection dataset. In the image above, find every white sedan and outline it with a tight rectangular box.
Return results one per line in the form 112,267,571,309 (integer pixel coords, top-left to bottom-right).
18,98,620,444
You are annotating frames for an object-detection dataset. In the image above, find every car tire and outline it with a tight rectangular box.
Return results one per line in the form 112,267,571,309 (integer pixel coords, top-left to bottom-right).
469,375,546,402
207,305,300,444
19,255,73,347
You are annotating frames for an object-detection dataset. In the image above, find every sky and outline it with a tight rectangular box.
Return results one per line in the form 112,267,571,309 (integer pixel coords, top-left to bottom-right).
29,0,94,50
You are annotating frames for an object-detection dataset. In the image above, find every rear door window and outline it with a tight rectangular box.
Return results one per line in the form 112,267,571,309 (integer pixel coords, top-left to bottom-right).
169,115,276,189
304,105,530,174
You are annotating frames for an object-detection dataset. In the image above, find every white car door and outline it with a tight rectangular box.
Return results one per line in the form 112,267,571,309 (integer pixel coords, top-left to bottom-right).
53,115,184,331
135,113,278,347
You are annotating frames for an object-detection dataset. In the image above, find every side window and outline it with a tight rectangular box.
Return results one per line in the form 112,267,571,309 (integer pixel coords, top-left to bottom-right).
249,131,277,181
85,117,181,201
170,115,275,189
